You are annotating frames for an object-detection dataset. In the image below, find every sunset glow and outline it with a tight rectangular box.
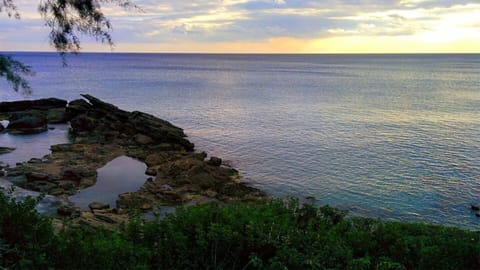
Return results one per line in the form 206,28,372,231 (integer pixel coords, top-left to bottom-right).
1,1,479,53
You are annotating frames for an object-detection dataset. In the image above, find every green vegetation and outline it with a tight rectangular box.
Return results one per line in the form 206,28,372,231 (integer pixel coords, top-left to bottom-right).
1,189,480,269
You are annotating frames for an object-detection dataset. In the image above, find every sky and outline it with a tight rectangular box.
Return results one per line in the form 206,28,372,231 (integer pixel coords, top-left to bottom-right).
0,0,479,53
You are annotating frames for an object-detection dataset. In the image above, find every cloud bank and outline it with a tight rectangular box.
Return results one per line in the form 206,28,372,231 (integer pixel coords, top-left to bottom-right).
0,0,479,52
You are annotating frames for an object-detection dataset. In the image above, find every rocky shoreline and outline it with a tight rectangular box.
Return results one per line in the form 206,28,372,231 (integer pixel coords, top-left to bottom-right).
0,95,266,229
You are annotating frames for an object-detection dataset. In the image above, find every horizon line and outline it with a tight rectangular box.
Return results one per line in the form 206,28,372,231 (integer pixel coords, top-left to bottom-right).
2,50,480,55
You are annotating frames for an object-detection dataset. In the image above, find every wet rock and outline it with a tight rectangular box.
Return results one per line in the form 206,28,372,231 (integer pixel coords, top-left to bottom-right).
0,98,67,113
145,167,157,176
0,170,5,177
0,147,15,155
207,156,222,167
27,158,43,164
471,204,480,211
89,202,110,211
6,115,47,134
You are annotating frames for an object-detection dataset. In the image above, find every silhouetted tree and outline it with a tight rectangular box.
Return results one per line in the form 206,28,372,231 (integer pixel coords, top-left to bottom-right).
0,0,136,93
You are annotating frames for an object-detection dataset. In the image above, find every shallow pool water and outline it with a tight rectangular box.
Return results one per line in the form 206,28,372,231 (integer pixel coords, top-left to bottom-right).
0,124,70,166
69,155,149,210
0,178,61,215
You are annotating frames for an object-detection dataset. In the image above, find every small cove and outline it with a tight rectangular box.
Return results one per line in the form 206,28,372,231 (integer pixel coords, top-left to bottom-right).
68,155,149,210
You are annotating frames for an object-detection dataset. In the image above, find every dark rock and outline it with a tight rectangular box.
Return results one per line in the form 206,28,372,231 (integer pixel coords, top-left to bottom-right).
46,108,67,124
0,98,67,113
0,170,5,177
62,168,96,182
89,202,110,211
51,144,72,153
145,167,157,176
27,158,43,164
26,172,50,182
81,94,123,115
140,203,153,211
134,134,153,145
49,188,65,196
471,204,480,211
70,114,96,134
0,147,15,155
26,181,55,192
94,214,116,224
6,115,47,134
207,156,222,167
57,205,81,218
66,99,91,120
0,123,3,132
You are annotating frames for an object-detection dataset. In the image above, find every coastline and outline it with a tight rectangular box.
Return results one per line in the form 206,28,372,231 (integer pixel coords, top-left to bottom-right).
0,95,266,228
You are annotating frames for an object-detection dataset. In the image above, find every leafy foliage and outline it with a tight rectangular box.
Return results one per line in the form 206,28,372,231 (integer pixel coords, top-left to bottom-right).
1,189,480,269
0,55,34,94
0,188,54,269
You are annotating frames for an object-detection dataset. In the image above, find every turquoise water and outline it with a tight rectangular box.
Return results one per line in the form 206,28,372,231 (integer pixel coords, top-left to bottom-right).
0,53,479,228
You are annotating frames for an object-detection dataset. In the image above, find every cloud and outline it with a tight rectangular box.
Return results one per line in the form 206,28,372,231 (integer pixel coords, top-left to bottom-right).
0,0,479,52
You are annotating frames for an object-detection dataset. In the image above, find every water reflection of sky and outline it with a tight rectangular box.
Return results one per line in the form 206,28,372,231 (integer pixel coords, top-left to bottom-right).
0,53,479,228
69,156,148,210
0,124,70,166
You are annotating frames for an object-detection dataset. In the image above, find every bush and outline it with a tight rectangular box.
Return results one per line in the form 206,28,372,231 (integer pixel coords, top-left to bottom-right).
1,188,480,269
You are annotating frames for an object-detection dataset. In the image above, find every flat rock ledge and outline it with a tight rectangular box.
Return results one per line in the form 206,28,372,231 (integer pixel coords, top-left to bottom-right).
4,95,266,229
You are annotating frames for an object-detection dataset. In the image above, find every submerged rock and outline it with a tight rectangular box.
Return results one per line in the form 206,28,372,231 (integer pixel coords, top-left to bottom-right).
0,147,15,155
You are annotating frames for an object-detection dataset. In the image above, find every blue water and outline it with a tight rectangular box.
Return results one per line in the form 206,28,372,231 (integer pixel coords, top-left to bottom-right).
0,53,479,228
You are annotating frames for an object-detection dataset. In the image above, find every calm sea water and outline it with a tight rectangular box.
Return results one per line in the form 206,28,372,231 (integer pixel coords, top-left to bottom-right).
0,53,479,228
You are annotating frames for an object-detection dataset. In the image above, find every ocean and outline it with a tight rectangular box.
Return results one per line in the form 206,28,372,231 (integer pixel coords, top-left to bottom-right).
0,53,479,228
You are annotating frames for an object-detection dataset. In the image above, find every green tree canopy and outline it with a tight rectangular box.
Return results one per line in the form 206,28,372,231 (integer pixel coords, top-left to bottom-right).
0,0,135,93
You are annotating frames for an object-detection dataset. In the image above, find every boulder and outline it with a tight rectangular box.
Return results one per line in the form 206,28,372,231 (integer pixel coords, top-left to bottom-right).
6,115,47,134
46,108,67,123
0,98,67,113
57,205,80,217
66,99,91,120
207,156,222,167
70,114,96,134
89,202,110,211
26,171,50,182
